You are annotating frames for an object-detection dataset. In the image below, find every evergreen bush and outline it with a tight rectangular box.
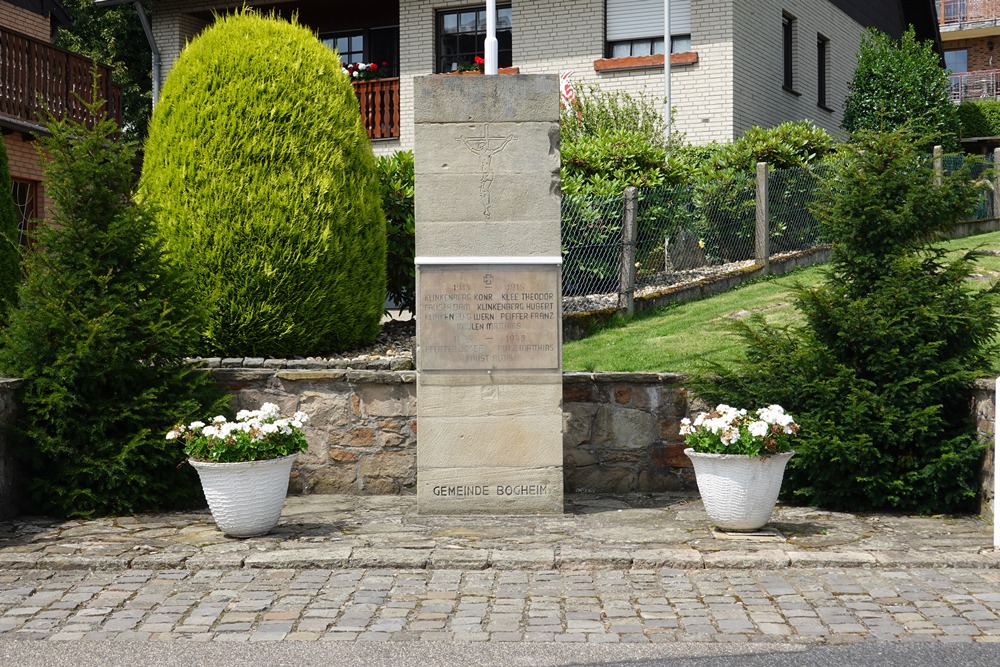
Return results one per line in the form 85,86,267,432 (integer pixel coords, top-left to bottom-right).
0,100,227,518
140,11,386,357
842,27,959,151
957,100,1000,140
691,130,999,513
0,140,21,326
376,150,415,314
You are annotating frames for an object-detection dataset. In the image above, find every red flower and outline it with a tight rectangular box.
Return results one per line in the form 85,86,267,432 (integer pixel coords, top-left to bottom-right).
370,63,378,71
382,61,389,67
474,55,485,65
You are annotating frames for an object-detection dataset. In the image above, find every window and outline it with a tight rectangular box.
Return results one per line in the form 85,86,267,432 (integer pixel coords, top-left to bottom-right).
817,34,829,109
782,14,795,92
944,0,968,23
324,32,365,65
605,0,691,59
10,179,37,247
608,34,692,59
436,5,512,73
944,49,968,74
322,28,400,77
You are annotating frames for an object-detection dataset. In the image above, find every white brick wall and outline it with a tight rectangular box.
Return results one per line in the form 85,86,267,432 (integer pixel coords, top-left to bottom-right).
732,0,862,139
149,1,872,149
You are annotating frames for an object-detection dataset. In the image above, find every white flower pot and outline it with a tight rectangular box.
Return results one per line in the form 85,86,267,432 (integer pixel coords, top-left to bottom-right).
684,449,794,531
188,454,297,538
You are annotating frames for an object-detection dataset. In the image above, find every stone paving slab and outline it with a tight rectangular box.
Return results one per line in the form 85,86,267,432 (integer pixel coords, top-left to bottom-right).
1,567,1000,644
0,493,996,572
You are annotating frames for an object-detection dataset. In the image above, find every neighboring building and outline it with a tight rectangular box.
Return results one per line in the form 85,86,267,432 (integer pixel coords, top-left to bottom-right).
940,0,1000,104
1,0,122,240
149,1,939,155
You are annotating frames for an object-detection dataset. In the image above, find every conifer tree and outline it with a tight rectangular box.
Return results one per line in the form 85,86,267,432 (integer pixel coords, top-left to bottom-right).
0,99,225,517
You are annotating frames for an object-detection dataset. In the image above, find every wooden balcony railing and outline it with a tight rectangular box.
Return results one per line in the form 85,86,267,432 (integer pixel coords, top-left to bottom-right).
353,77,399,140
939,0,1000,26
0,26,122,130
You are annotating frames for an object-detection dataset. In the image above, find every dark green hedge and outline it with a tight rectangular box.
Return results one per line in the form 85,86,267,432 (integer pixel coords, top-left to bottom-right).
957,100,1000,139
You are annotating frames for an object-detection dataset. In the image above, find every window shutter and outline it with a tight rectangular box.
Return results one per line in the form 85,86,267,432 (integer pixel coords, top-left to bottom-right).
606,0,691,41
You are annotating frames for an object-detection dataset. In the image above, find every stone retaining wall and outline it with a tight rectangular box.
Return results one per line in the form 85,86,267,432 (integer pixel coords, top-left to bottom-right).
0,379,23,520
0,369,995,521
972,378,996,519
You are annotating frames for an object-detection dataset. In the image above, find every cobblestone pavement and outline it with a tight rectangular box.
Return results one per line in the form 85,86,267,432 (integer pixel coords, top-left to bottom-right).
1,566,1000,644
1,493,999,647
1,494,998,572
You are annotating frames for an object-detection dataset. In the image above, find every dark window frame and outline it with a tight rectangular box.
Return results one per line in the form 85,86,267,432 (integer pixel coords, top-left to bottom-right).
10,178,37,248
435,4,513,73
817,34,830,110
782,13,796,93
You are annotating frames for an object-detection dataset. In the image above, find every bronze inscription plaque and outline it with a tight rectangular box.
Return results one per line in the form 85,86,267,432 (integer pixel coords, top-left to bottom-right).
419,265,560,370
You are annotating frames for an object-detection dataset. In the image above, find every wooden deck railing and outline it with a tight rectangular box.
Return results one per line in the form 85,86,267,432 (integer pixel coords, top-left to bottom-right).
353,77,399,140
0,26,122,130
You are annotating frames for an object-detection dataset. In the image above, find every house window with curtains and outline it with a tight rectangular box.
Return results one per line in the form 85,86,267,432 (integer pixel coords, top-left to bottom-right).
10,179,37,247
435,5,512,73
605,0,692,59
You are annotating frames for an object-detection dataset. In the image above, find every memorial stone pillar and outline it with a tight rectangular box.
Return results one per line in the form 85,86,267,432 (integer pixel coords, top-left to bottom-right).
414,74,563,514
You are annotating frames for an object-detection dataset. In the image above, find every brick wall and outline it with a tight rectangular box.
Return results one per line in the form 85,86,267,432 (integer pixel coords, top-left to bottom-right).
943,35,1000,72
0,1,52,41
2,134,49,221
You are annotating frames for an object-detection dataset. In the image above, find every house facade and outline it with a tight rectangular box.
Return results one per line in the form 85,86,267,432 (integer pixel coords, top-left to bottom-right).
149,1,939,155
939,1,1000,103
1,0,122,238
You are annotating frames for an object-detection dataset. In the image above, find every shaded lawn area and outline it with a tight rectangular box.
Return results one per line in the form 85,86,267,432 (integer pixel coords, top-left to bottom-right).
562,230,1000,375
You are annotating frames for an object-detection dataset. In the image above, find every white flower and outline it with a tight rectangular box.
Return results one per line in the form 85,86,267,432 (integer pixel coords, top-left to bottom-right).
748,420,769,438
212,415,227,424
165,430,179,440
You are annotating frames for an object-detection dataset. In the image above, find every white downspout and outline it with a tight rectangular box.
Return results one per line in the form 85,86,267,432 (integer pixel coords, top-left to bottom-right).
132,1,161,106
664,0,671,142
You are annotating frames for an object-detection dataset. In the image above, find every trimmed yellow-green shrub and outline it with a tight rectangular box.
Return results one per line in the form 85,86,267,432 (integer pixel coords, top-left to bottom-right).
140,11,386,357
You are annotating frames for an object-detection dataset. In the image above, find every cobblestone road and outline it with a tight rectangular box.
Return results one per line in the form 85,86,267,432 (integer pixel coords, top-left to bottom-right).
2,567,1000,645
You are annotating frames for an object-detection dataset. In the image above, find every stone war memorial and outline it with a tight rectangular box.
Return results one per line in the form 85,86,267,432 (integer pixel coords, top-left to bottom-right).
414,74,563,514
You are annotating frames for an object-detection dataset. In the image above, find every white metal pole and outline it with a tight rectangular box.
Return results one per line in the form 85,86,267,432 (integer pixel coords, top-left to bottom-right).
664,0,671,142
485,0,499,75
995,376,999,549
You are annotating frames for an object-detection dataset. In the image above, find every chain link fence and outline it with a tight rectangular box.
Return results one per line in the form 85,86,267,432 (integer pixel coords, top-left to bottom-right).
561,163,824,310
562,152,999,314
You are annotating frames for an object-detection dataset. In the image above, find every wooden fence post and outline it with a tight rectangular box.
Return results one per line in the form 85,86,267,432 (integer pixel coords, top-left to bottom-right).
993,148,1000,220
755,162,770,274
620,186,638,317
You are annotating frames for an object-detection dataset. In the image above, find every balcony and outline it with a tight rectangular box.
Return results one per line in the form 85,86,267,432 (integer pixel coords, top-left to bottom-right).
352,77,399,141
939,0,1000,27
0,26,121,133
950,69,1000,101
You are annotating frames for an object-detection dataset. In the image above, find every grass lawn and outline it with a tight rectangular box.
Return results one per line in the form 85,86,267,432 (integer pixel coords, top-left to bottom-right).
562,230,1000,375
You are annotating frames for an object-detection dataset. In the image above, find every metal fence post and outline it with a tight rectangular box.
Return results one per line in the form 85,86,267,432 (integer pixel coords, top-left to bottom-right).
993,148,1000,220
933,145,943,187
620,186,638,317
755,162,770,273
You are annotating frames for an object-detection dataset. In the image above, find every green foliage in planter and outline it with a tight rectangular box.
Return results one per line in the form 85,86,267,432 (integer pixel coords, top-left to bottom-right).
140,11,386,357
0,140,21,326
843,27,959,151
0,101,227,518
957,100,1000,139
376,150,415,313
691,130,999,513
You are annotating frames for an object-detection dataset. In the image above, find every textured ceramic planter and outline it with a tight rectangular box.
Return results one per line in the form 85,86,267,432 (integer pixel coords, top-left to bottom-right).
684,449,794,531
188,454,297,538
